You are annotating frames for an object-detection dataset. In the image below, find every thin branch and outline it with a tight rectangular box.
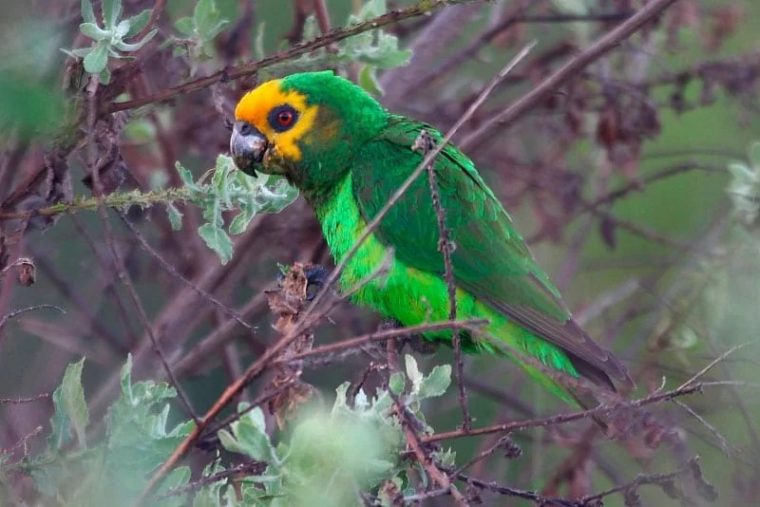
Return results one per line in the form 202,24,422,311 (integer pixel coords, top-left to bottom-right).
414,129,471,430
109,0,482,112
0,304,64,332
119,213,254,330
84,77,198,424
0,392,51,404
422,380,708,444
460,0,682,151
0,187,190,222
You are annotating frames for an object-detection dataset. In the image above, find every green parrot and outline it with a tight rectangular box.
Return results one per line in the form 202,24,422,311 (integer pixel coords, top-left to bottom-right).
230,71,631,403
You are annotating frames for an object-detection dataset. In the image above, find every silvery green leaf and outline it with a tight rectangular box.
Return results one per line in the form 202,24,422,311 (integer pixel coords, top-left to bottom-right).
99,65,111,84
100,0,121,28
228,207,255,235
101,0,122,28
113,29,156,52
175,162,201,192
388,371,405,396
114,19,130,38
404,354,423,395
418,364,451,400
175,16,194,36
61,47,93,58
83,41,109,73
218,407,279,465
126,8,151,37
166,203,183,231
198,223,234,264
54,358,89,449
80,22,110,41
81,0,96,24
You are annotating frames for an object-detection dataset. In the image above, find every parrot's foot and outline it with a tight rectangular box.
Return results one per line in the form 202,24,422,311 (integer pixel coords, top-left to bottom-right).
276,263,330,301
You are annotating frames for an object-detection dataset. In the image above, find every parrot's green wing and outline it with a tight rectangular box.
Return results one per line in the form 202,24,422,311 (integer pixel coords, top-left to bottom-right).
353,116,630,388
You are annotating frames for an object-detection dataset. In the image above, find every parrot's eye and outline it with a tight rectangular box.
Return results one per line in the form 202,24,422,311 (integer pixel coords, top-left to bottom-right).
268,105,298,132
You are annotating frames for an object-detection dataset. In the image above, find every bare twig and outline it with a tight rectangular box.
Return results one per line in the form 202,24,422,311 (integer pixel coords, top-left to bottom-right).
0,304,64,332
84,77,198,424
414,128,471,430
460,0,682,151
109,0,482,112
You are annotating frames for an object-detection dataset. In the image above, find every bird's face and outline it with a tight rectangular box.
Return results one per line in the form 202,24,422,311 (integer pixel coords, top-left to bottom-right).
230,72,387,196
230,78,319,180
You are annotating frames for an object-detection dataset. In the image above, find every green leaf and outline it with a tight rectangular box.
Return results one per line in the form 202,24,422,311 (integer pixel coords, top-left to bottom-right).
114,29,156,52
228,207,255,235
101,0,122,28
79,22,110,41
83,41,109,74
198,223,234,264
194,0,228,40
54,358,90,448
388,371,406,396
175,16,194,36
126,8,151,37
218,406,279,465
81,0,96,24
358,65,383,96
98,65,112,84
404,354,423,395
166,203,184,231
418,364,451,400
750,141,760,169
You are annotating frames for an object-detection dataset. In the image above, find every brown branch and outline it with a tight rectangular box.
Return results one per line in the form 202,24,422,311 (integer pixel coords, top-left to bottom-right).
0,304,64,333
422,380,705,444
415,129,471,431
282,318,487,365
119,213,254,331
108,0,482,113
84,78,198,424
460,0,683,151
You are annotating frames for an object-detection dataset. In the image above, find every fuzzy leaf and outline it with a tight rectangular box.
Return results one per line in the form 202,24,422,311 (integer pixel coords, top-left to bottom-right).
198,223,233,264
79,22,110,41
218,406,279,465
53,358,89,449
418,364,451,400
125,8,151,37
166,203,184,231
83,41,109,74
388,371,406,396
404,354,423,395
101,0,122,28
81,0,96,24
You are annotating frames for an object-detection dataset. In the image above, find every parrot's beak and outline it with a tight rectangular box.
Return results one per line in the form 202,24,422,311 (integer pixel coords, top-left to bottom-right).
230,120,268,177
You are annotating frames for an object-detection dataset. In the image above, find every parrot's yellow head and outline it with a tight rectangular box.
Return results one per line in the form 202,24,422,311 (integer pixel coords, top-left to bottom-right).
230,71,387,195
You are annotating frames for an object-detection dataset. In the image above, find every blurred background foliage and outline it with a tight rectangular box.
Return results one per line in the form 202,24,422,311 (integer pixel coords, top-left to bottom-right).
1,0,760,505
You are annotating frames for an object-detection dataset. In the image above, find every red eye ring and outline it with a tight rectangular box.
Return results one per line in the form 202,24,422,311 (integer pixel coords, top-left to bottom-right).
277,110,294,127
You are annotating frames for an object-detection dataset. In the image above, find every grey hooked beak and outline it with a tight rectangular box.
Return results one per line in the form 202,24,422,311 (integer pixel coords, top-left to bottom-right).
230,120,268,177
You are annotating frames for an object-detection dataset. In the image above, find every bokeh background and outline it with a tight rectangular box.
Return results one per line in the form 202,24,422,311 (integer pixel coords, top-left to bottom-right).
1,0,760,505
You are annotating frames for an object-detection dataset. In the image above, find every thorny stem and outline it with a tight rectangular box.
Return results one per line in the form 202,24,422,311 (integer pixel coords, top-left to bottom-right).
415,129,471,431
0,187,191,221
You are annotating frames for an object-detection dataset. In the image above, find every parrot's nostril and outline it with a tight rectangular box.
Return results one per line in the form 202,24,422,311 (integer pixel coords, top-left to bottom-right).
239,122,252,135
